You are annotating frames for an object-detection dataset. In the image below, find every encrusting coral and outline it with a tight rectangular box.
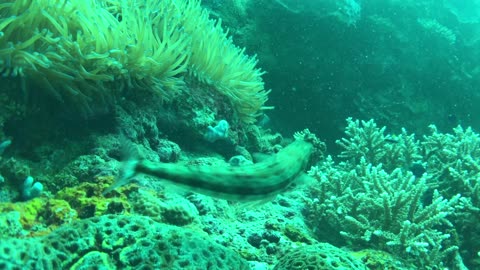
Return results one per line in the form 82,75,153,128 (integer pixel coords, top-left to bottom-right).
0,0,269,122
0,176,132,233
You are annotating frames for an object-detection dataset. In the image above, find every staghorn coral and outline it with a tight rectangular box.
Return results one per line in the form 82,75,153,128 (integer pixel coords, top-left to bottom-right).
335,118,390,165
421,125,480,268
422,125,480,201
306,158,461,268
0,0,269,122
305,118,466,269
336,118,423,171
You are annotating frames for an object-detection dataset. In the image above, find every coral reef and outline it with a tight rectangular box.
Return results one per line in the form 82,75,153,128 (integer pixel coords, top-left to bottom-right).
352,249,414,270
421,125,480,267
4,0,479,268
56,176,132,219
0,197,51,230
0,214,250,269
8,117,473,268
273,243,367,270
129,189,198,226
335,118,422,171
0,211,25,238
304,118,473,269
0,176,132,231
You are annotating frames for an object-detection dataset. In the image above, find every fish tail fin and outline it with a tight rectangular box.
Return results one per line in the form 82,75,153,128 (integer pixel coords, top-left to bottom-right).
103,137,140,195
103,159,139,195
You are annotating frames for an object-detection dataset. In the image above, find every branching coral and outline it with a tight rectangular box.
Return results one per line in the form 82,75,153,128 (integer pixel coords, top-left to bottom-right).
0,0,269,122
423,125,480,200
305,118,469,268
421,125,480,267
336,118,422,171
335,118,389,164
306,159,460,268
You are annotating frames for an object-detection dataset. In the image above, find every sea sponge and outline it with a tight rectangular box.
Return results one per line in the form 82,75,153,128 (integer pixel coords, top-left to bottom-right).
0,0,269,122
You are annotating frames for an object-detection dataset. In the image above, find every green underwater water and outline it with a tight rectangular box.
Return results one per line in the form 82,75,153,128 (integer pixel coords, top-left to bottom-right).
1,0,480,269
215,0,480,152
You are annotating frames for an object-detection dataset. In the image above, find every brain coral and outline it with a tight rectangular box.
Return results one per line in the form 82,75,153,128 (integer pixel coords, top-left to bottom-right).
273,243,367,270
0,214,249,269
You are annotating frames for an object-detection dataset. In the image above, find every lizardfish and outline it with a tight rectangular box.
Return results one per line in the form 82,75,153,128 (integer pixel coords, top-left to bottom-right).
104,130,324,201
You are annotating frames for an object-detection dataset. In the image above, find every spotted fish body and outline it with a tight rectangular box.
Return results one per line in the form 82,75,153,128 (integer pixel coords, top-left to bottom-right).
105,130,323,201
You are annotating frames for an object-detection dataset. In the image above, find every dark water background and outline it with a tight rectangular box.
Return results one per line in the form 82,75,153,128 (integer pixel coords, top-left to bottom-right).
205,0,480,152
